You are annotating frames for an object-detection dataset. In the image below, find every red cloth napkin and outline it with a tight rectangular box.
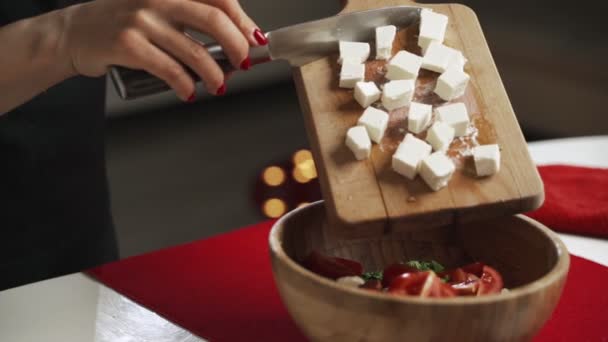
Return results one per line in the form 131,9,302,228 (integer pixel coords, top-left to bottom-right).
527,165,608,238
87,165,608,341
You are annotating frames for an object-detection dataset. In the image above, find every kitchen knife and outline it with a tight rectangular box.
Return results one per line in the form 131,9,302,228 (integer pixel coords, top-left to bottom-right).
109,6,420,100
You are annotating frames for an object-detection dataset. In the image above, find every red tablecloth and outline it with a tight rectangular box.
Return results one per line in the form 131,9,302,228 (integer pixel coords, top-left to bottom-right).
88,165,608,341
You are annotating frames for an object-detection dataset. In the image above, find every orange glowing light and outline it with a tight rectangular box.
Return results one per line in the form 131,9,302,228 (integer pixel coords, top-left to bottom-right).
263,198,287,218
292,166,310,184
292,149,313,166
296,159,317,180
262,166,285,186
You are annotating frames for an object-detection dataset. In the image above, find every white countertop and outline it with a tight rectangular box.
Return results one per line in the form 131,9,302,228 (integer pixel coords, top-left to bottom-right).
1,135,607,342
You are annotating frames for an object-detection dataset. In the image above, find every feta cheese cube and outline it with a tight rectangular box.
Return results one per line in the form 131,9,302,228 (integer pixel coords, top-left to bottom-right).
375,25,397,60
357,106,389,143
354,81,381,108
386,50,422,80
345,126,372,160
435,102,469,137
421,41,453,73
408,102,433,134
336,276,365,287
472,144,501,176
448,50,468,70
426,121,455,152
381,80,415,110
419,152,455,191
418,9,448,53
339,62,365,88
422,42,468,73
392,133,432,179
338,41,370,64
434,66,470,101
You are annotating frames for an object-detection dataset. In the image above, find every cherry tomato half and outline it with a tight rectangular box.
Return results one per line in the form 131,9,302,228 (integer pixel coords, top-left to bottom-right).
477,265,504,295
382,263,419,288
461,262,485,278
303,251,363,280
388,271,455,298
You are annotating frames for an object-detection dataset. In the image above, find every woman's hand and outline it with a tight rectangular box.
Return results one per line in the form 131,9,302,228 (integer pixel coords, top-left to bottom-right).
63,0,266,101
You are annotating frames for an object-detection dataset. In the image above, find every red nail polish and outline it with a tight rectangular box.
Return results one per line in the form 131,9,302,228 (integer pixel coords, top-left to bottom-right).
253,28,268,45
240,56,251,71
187,92,195,102
216,84,226,96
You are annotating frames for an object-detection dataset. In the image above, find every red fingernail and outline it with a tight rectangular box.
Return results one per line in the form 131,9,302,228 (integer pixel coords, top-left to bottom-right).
216,84,226,96
253,28,268,45
240,56,251,71
187,92,196,102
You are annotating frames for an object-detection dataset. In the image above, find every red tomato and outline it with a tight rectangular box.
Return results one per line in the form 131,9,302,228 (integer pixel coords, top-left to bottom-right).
382,263,419,288
450,274,480,296
461,262,485,278
388,271,455,298
477,265,504,295
388,271,430,296
360,279,382,291
303,251,363,280
439,267,468,283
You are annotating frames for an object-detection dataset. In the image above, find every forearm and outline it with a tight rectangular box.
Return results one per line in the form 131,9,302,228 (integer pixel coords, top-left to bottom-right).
0,8,77,115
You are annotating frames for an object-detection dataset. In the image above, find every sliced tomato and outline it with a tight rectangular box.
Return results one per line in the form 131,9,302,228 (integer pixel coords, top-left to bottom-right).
477,265,504,295
438,267,468,283
461,262,485,278
303,251,363,280
360,279,382,291
450,274,480,296
382,263,419,288
388,271,455,298
388,271,431,296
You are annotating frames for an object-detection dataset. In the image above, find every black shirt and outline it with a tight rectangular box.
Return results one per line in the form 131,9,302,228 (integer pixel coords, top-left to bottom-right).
0,0,118,291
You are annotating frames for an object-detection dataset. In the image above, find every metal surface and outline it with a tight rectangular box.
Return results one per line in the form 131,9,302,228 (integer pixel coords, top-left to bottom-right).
267,6,419,66
110,6,420,100
95,285,205,342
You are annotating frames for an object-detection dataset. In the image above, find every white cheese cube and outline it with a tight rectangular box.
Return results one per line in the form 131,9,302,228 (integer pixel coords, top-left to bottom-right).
386,51,422,80
435,102,469,137
339,62,365,89
419,152,455,191
448,50,468,70
345,126,372,160
426,121,455,152
357,106,389,143
392,133,432,179
408,102,433,134
354,81,381,108
421,41,454,73
336,276,365,287
375,25,397,60
434,66,470,100
338,41,370,64
472,144,501,176
381,80,415,110
418,9,448,53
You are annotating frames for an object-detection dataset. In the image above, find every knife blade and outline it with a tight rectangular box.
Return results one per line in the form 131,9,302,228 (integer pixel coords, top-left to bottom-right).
110,6,420,100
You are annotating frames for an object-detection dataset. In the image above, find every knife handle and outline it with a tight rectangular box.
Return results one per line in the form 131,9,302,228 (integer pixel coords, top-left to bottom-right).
109,43,271,100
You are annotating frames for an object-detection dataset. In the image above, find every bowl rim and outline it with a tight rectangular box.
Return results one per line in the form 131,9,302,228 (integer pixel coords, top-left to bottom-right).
269,200,570,306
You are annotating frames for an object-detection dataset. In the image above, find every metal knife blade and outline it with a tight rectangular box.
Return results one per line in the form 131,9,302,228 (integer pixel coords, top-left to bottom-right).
110,6,420,100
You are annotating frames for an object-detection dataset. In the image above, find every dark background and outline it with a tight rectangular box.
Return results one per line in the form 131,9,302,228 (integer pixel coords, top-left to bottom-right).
105,0,608,257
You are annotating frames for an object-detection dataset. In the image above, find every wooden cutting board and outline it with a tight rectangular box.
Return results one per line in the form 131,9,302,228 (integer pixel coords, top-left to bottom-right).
293,0,544,238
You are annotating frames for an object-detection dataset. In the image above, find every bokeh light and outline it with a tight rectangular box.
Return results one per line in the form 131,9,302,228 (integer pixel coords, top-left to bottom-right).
292,166,311,184
297,159,317,180
292,149,313,166
262,166,286,186
263,198,287,218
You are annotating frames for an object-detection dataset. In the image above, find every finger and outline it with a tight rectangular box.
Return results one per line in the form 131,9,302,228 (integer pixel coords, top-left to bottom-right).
168,1,250,70
116,30,195,101
146,21,225,95
199,0,266,46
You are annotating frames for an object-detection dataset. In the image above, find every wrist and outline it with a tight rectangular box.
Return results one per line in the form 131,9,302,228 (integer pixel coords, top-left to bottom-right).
34,8,79,81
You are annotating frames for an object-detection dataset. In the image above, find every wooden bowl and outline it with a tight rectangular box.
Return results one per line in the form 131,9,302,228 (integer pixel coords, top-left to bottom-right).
269,201,569,342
